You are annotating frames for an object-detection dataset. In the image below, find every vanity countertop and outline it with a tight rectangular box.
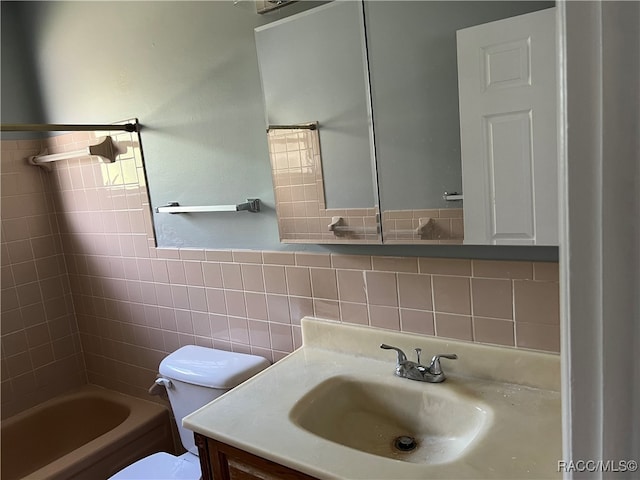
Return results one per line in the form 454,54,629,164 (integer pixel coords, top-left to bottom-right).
184,317,562,479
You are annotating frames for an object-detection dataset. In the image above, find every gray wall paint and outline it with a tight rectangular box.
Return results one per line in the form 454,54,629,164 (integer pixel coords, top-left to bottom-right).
5,1,557,261
1,2,47,140
366,1,554,210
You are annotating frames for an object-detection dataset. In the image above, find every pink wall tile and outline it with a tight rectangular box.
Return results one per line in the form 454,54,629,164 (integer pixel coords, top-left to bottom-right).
339,302,369,325
435,313,473,341
247,320,271,348
369,305,400,330
473,317,515,347
514,281,560,325
471,278,513,320
295,252,331,268
397,273,432,311
285,266,311,297
336,270,367,303
228,317,250,344
184,262,204,286
288,297,314,325
432,276,471,315
210,314,230,341
473,260,533,280
206,288,227,315
241,264,265,292
515,322,560,352
400,309,435,336
372,256,418,273
534,262,559,282
263,265,287,294
309,268,337,300
187,287,207,312
270,323,294,352
266,294,291,324
175,310,194,334
225,290,247,317
245,292,268,321
313,299,340,321
419,257,471,276
263,251,295,266
364,271,398,307
232,250,263,264
167,260,186,285
221,263,243,290
331,254,372,271
203,262,223,288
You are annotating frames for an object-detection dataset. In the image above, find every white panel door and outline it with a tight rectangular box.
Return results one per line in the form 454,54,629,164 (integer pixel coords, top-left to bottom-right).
457,8,557,245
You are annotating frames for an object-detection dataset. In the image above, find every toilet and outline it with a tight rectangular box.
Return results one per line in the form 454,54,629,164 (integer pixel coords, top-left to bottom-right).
110,345,270,480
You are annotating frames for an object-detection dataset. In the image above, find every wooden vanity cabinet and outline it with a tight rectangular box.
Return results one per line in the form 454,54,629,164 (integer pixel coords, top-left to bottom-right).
195,433,320,480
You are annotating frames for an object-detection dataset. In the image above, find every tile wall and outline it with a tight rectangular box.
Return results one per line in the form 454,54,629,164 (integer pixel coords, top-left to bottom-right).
1,139,85,418
0,132,560,415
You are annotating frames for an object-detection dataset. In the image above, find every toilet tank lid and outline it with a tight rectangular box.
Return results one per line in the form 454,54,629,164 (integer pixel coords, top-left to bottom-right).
159,345,271,389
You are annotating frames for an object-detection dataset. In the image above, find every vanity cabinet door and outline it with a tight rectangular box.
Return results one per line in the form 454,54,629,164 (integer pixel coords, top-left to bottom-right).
195,433,319,480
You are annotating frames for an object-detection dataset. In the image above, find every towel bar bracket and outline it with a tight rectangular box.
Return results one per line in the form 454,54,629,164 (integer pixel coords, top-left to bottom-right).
238,199,261,213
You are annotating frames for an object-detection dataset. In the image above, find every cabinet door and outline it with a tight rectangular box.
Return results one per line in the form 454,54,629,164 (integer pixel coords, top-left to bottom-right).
196,433,318,480
457,8,557,245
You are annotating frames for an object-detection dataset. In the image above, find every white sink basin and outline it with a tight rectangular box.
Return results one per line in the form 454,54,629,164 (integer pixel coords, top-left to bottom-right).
289,374,492,464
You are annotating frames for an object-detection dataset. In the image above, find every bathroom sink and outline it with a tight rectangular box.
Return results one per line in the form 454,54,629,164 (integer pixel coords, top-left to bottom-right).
289,375,491,464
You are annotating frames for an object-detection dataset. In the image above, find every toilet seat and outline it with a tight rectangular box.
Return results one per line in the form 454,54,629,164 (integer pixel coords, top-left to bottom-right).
109,452,201,480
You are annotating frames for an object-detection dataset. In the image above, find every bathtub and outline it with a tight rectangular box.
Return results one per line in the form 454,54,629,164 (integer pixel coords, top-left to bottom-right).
1,385,174,480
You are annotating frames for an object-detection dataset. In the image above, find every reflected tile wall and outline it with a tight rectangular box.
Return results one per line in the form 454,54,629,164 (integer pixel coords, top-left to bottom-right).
267,127,381,244
382,209,464,244
1,130,560,412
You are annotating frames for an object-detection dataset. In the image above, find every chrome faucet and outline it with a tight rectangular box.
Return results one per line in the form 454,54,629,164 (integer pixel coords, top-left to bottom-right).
380,344,457,383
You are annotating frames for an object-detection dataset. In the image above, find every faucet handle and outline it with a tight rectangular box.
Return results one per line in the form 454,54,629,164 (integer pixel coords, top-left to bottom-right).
428,353,458,375
380,344,408,364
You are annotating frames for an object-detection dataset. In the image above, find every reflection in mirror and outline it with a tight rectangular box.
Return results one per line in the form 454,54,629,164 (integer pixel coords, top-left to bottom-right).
457,8,558,245
266,124,380,244
365,1,556,245
257,1,557,246
255,1,381,244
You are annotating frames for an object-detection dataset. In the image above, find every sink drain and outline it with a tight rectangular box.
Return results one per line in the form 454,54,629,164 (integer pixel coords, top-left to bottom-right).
393,435,418,452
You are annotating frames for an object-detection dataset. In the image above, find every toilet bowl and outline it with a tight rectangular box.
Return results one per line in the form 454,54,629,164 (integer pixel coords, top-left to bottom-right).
110,452,201,480
110,345,270,480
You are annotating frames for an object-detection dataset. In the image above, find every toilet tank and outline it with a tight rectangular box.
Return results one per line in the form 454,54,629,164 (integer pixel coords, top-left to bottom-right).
159,345,270,455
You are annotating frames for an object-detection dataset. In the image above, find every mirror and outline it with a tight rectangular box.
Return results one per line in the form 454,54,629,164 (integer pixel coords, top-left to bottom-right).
256,1,557,246
255,1,381,244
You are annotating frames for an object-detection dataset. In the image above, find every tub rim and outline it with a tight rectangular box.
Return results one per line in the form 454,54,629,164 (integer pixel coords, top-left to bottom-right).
2,385,171,480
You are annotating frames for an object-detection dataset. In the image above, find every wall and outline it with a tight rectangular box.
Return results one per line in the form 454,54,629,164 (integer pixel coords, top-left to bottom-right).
8,1,557,260
1,130,559,418
0,139,85,419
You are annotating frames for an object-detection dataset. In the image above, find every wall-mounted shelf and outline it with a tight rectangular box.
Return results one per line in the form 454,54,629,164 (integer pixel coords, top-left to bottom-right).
443,191,464,201
156,199,261,214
